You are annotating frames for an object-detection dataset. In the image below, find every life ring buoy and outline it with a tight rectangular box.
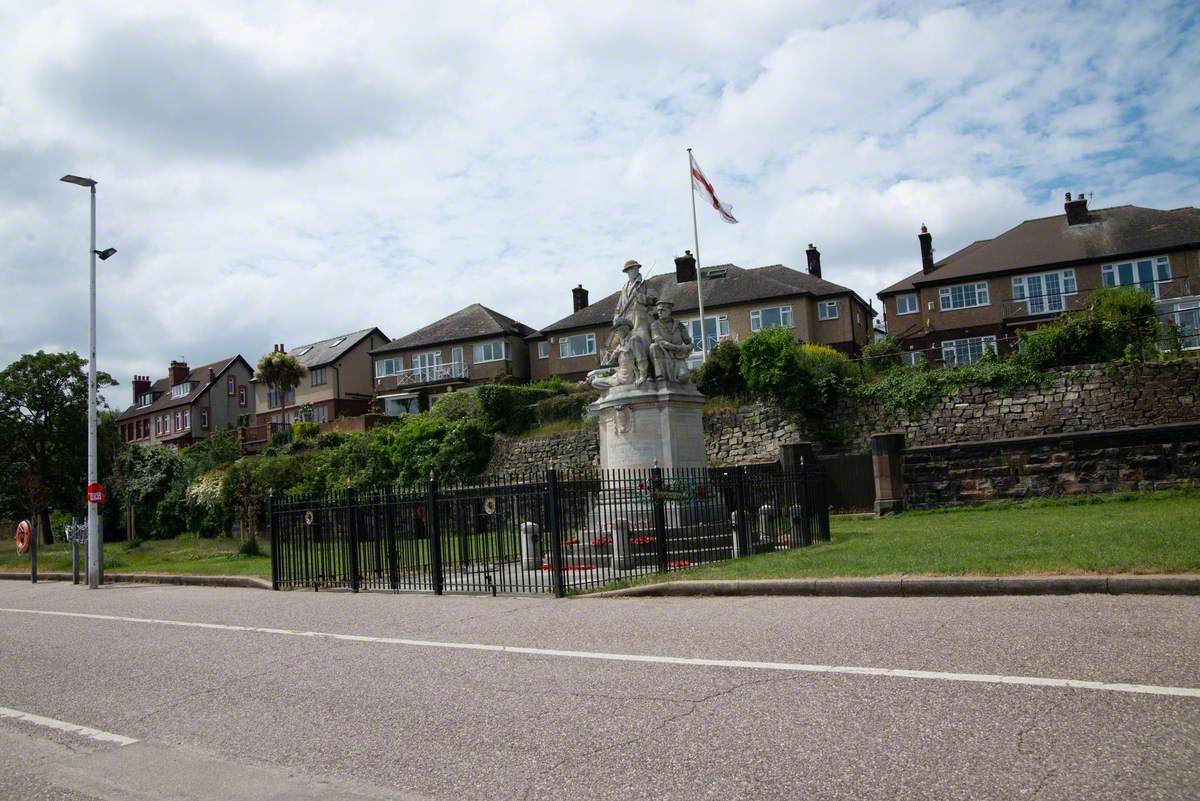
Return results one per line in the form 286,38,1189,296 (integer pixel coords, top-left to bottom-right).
14,520,32,554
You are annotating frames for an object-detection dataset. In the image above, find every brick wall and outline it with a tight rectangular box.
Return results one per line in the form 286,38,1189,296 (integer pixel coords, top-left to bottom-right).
488,428,600,474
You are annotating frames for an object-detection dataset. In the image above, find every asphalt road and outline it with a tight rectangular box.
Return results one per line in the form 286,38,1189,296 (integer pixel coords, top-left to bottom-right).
1,581,1197,800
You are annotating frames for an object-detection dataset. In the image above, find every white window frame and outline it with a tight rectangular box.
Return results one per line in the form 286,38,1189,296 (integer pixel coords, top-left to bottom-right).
1101,255,1171,298
1012,269,1077,315
154,416,161,436
902,350,925,366
375,357,402,378
473,340,507,364
227,376,236,396
818,300,839,320
200,408,209,429
896,293,919,315
170,382,192,399
183,409,190,430
749,305,793,332
938,281,990,311
685,315,730,356
537,341,549,359
238,386,248,408
559,333,597,359
941,335,998,365
310,367,327,387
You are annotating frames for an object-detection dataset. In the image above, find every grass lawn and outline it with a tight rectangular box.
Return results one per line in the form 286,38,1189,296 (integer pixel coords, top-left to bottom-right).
610,489,1200,587
0,535,271,578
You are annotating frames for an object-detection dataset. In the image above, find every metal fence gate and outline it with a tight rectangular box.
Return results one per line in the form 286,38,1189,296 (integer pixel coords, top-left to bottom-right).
270,465,830,597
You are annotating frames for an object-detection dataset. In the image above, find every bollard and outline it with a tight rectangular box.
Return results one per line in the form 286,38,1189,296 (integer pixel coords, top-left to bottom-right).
519,522,542,571
611,519,634,571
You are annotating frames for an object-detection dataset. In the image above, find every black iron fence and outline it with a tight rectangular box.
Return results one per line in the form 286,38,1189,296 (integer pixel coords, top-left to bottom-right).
270,465,829,597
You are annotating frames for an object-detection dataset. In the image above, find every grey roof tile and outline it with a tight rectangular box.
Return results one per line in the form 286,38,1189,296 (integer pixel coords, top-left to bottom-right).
372,304,536,353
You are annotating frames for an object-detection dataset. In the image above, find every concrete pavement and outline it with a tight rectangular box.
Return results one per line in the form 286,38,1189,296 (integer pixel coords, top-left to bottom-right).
0,581,1197,800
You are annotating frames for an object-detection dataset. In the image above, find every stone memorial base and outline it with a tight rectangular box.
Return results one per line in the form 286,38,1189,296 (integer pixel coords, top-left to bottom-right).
589,381,707,472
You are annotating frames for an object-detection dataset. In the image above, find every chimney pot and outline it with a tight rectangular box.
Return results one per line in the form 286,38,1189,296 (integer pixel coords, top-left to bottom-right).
571,284,590,313
805,244,822,279
919,225,935,274
673,250,697,283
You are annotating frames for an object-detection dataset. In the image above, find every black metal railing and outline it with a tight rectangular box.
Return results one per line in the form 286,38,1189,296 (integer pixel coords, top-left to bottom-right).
270,465,830,597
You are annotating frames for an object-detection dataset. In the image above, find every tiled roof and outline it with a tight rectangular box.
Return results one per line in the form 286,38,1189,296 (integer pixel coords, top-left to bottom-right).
117,356,247,420
287,327,386,368
372,304,537,354
879,205,1200,296
539,263,872,334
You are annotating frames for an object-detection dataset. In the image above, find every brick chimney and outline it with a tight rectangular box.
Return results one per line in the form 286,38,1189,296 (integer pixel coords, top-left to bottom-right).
674,250,697,283
132,375,150,404
805,244,822,278
169,360,190,386
1064,191,1089,225
919,224,935,274
572,284,589,313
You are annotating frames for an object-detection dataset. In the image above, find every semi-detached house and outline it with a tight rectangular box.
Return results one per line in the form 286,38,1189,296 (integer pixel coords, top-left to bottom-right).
117,356,255,447
530,250,877,382
878,195,1200,364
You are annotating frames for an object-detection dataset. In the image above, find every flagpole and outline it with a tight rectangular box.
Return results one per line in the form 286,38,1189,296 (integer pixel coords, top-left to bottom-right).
687,148,708,362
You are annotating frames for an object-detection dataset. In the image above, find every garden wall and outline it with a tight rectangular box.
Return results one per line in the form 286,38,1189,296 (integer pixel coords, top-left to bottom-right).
903,422,1200,509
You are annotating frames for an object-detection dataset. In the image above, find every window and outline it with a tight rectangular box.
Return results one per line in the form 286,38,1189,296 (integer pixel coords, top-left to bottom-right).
170,382,193,399
1101,255,1171,298
1012,269,1077,315
200,408,209,429
227,376,236,396
295,346,312,356
267,387,295,407
750,305,793,332
473,340,508,363
328,338,345,348
895,293,919,315
138,393,154,407
818,300,839,320
451,346,464,368
238,386,248,408
939,281,990,311
686,315,730,355
1162,299,1200,351
183,410,190,430
942,336,997,365
154,417,160,436
902,351,925,366
375,357,402,378
559,333,597,358
313,405,329,423
310,367,327,386
537,341,549,359
174,411,182,431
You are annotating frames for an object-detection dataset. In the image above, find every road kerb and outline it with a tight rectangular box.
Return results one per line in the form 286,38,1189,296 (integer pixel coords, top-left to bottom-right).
588,575,1200,598
0,571,271,590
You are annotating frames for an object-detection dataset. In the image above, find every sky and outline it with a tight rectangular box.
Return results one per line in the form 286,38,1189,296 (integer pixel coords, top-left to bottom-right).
2,0,1198,408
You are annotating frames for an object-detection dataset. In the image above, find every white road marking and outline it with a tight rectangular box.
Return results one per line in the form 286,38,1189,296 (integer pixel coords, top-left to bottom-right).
4,606,1199,700
0,706,138,746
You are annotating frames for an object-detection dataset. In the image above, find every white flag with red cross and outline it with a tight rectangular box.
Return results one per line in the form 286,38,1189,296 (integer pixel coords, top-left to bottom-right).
690,153,738,224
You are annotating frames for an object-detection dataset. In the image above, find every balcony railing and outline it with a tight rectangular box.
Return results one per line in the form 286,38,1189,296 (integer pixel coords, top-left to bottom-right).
379,362,469,388
1001,276,1193,321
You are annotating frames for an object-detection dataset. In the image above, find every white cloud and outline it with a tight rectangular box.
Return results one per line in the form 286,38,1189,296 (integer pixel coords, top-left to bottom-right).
0,0,1196,405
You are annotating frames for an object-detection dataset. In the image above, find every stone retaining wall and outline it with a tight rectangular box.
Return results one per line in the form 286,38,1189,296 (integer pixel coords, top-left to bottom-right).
488,427,600,474
903,422,1200,509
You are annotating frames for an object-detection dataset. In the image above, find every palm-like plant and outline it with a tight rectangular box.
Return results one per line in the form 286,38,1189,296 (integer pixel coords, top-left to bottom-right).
255,351,306,412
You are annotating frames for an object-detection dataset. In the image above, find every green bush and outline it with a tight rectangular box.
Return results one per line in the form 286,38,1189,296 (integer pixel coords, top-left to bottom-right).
860,336,903,374
476,385,558,434
738,329,849,415
269,429,292,448
534,393,593,425
692,339,745,398
428,391,484,422
855,353,1046,414
527,377,573,395
291,421,320,441
316,431,345,449
239,537,262,556
1017,286,1161,369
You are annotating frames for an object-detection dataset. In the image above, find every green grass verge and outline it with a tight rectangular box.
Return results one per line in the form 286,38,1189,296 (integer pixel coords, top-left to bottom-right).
600,489,1200,590
0,535,271,578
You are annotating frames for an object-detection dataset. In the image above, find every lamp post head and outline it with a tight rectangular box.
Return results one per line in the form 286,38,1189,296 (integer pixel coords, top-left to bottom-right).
60,175,97,188
95,248,117,261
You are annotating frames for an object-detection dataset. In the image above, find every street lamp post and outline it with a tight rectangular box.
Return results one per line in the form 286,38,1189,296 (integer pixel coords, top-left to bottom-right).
60,174,115,590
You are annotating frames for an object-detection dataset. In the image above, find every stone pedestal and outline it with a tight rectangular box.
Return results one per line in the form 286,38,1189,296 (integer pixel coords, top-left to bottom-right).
871,432,906,516
589,381,707,471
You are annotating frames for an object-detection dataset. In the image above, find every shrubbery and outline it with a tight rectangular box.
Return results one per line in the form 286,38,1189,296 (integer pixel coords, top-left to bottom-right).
692,339,745,398
1017,286,1160,369
738,328,853,415
860,336,903,374
477,384,561,433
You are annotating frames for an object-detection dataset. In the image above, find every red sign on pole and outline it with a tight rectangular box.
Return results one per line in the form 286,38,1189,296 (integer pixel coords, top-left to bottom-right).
86,483,105,504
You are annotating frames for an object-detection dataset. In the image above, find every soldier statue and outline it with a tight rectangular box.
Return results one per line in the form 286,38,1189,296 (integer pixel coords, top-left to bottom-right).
649,299,694,384
588,318,649,390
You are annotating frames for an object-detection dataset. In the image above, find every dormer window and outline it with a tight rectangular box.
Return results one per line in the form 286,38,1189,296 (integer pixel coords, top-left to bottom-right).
170,382,195,399
137,393,154,407
703,268,728,280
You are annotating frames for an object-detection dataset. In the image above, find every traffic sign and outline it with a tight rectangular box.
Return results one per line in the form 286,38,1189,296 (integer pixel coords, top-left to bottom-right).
86,483,105,504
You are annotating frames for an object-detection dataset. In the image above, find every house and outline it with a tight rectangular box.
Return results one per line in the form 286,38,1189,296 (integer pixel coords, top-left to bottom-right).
252,328,390,426
877,196,1200,364
530,250,877,382
370,304,537,415
116,356,255,447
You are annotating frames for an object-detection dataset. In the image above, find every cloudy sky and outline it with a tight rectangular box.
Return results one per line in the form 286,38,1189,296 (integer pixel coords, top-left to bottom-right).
2,1,1197,406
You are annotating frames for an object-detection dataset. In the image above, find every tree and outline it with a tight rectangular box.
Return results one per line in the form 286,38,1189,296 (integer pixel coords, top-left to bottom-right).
255,351,306,412
0,351,115,543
